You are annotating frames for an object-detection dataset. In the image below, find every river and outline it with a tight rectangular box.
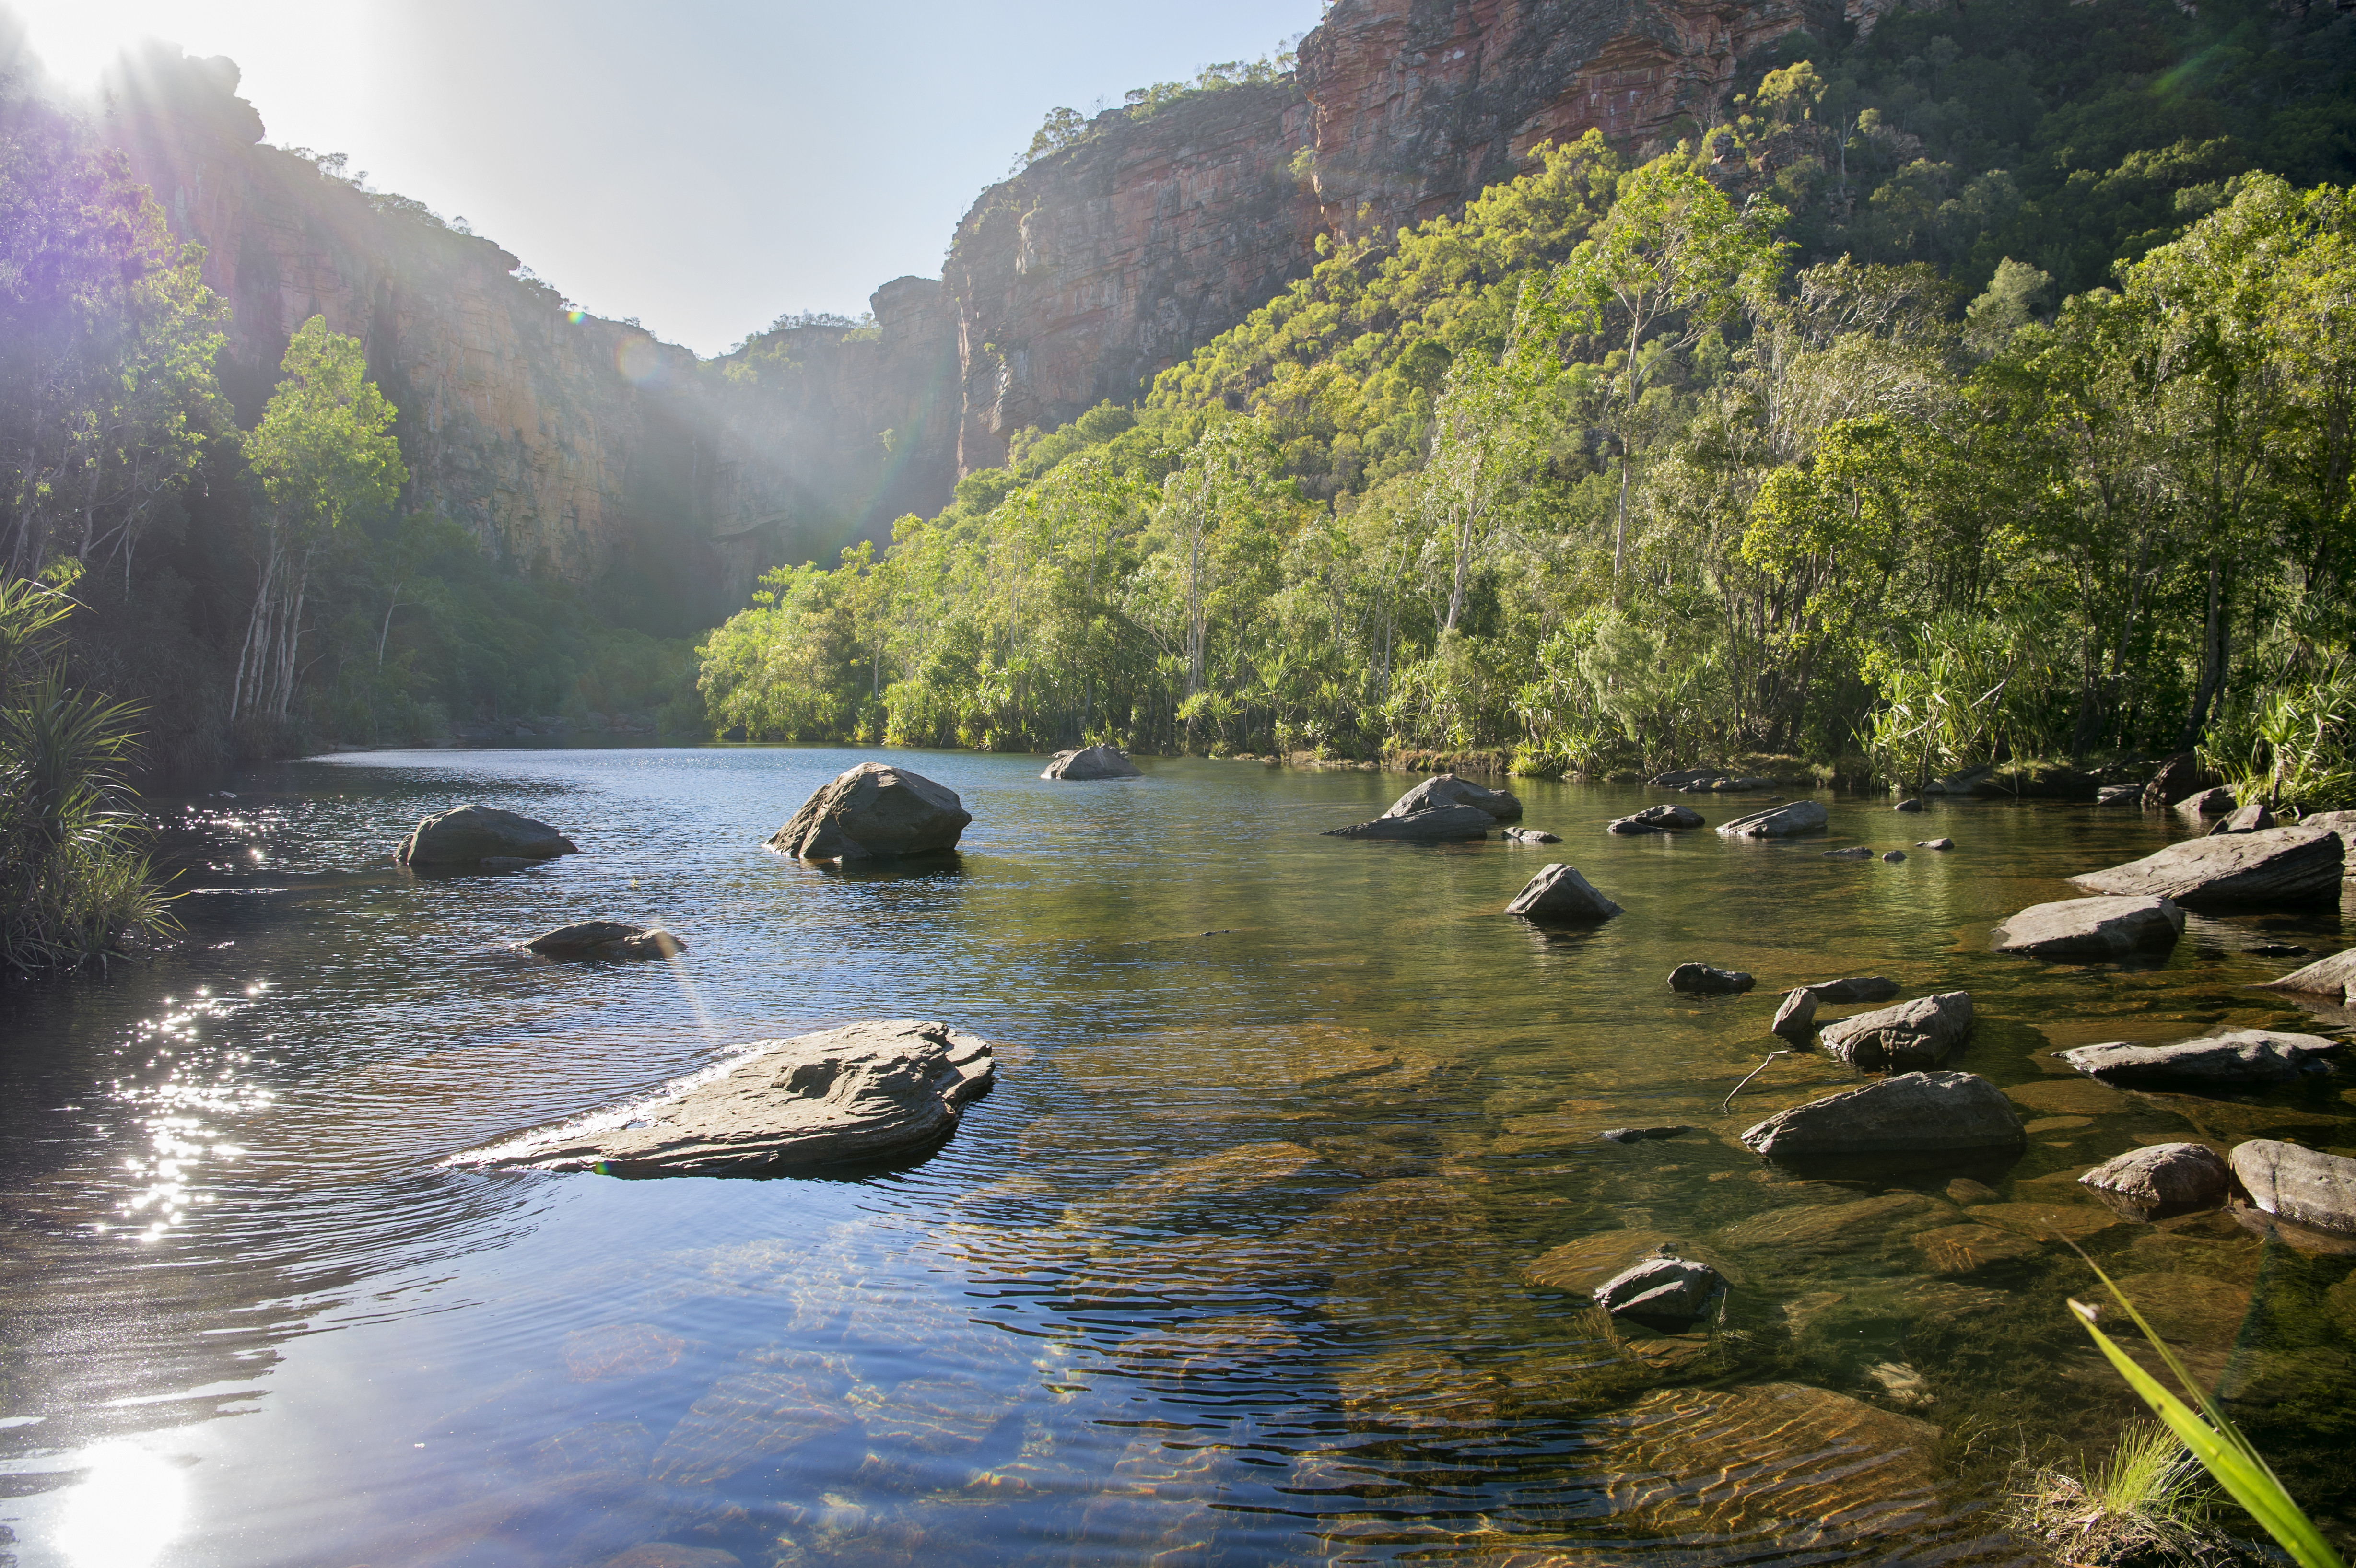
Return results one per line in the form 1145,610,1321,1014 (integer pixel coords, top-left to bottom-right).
2,746,2351,1567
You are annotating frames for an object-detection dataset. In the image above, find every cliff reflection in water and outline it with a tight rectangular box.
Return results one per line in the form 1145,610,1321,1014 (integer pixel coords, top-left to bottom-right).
1,745,2351,1566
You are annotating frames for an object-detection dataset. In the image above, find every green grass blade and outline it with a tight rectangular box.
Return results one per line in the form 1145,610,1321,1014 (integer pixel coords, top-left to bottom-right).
2071,1300,2346,1568
2071,1244,2269,1471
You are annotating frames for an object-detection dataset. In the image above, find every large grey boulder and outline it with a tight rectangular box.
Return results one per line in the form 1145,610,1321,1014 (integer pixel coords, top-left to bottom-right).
2302,809,2356,862
1594,1256,1725,1328
2210,801,2274,834
2079,1143,2230,1215
1383,773,1523,821
450,1020,995,1176
2070,824,2343,907
767,764,971,861
1771,988,1819,1044
1506,863,1623,921
2258,947,2356,1005
2058,1029,2341,1088
1042,744,1141,781
397,805,578,867
527,921,684,960
1818,992,1974,1071
1324,803,1493,841
1716,800,1829,839
2175,785,2237,820
2232,1140,2356,1236
1669,962,1755,995
1992,895,2184,958
1609,803,1704,834
1741,1070,2025,1161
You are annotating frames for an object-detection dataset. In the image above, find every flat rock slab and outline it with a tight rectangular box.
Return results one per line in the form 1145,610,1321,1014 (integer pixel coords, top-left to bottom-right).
397,805,578,867
1742,1070,2025,1161
1324,803,1492,841
2079,1142,2230,1217
2058,1029,2341,1088
2258,947,2356,1004
1042,744,1141,780
450,1019,995,1176
1992,895,2184,958
1669,962,1754,995
527,921,685,960
1819,992,1973,1071
1610,804,1704,834
768,763,971,861
1503,826,1560,844
1913,1222,2042,1274
1719,800,1829,838
1600,1125,1690,1144
1383,773,1522,820
2232,1140,2356,1236
1506,863,1622,921
2071,824,2343,907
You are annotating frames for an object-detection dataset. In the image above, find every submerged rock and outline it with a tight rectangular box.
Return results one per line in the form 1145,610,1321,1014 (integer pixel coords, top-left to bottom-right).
1992,895,2185,958
1717,800,1829,838
1771,988,1819,1044
1503,825,1561,844
1599,1126,1690,1144
2258,947,2356,1005
1383,773,1523,821
1668,962,1755,995
1803,975,1902,1003
2058,1029,2341,1088
767,763,971,861
1894,797,1923,812
1594,1256,1724,1328
1818,992,1974,1071
526,922,685,960
1609,803,1704,834
2071,824,2343,907
1916,837,1954,851
1042,744,1141,780
2233,1141,2356,1236
397,805,578,867
449,1019,995,1176
2096,784,2144,807
2079,1143,2231,1217
1506,863,1623,921
1323,803,1493,841
1741,1070,2025,1161
1822,845,1873,859
1882,850,1907,863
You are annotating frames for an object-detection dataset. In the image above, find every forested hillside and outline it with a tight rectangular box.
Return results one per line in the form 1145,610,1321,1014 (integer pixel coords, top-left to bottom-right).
699,0,2356,807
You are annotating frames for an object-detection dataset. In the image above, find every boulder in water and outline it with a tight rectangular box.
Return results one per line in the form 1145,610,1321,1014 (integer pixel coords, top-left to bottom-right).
450,1019,995,1176
1609,803,1704,834
2209,801,2274,834
1506,863,1623,921
2096,784,2143,807
2257,947,2356,1005
1741,1070,2025,1161
2175,784,2237,819
1599,1125,1689,1144
1917,837,1954,851
1818,992,1974,1071
1882,850,1907,863
1648,767,1724,789
1324,804,1493,841
1383,773,1522,821
1717,800,1829,838
1669,962,1755,995
1042,744,1141,781
526,921,684,960
2232,1140,2356,1236
397,805,578,867
2070,824,2343,907
767,763,971,861
2079,1143,2230,1217
1992,895,2184,958
1771,988,1819,1044
1503,826,1561,844
2058,1029,2340,1088
1894,797,1923,813
1594,1256,1725,1328
1822,845,1872,858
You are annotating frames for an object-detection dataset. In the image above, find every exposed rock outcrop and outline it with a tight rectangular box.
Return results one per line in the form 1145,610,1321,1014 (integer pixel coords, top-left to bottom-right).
1506,862,1623,920
1384,772,1523,820
767,763,971,861
1991,895,2185,959
2059,1030,2341,1088
2258,948,2356,1005
1323,803,1493,840
2071,824,2344,907
1770,988,1817,1044
1504,826,1561,844
1717,800,1828,838
1818,992,1974,1072
1740,1071,2026,1162
1669,962,1754,995
1042,744,1142,780
1594,1255,1724,1328
2232,1140,2356,1236
2079,1143,2230,1216
449,1019,995,1176
526,922,684,960
1610,803,1703,833
397,805,577,867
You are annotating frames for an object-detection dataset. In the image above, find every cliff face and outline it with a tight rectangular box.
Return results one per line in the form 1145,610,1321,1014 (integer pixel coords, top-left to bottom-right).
943,82,1316,472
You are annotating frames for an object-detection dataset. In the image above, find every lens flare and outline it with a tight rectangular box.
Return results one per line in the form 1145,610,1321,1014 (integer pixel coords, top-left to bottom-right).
56,1441,186,1567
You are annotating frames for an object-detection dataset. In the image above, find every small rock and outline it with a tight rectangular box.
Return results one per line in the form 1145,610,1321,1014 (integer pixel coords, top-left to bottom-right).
2249,942,2310,958
1818,992,1974,1072
1771,988,1819,1045
1716,800,1829,839
1609,803,1705,834
1801,976,1901,1003
1669,962,1755,995
1916,838,1954,851
1041,744,1141,781
2096,784,2144,807
1506,863,1623,921
1648,767,1725,789
2208,801,2274,834
1323,804,1494,841
2232,1140,2356,1236
1741,1070,2026,1161
1893,798,1923,813
1822,846,1873,859
527,921,685,960
2059,1030,2341,1088
1991,894,2185,958
2072,824,2343,907
1593,1256,1725,1328
2175,784,2237,819
2079,1143,2230,1216
1503,826,1561,844
1383,773,1522,821
397,805,578,867
767,763,971,861
1881,850,1907,863
1599,1126,1689,1144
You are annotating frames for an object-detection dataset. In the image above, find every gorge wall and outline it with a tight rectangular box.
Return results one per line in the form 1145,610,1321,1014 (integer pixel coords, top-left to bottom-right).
101,0,1860,618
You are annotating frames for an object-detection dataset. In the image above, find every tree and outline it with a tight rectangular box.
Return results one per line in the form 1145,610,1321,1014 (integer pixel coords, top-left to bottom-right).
233,317,406,725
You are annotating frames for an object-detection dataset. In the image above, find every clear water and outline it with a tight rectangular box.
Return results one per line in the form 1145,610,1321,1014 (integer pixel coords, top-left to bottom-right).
3,747,2351,1568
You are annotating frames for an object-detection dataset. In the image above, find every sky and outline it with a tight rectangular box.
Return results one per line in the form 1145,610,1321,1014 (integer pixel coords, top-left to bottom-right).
15,0,1327,357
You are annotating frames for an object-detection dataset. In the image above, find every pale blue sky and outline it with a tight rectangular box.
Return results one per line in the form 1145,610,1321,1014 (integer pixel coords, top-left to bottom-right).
18,0,1327,355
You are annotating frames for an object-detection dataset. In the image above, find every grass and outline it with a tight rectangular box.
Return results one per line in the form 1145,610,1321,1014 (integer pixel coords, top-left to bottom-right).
2012,1421,2236,1566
